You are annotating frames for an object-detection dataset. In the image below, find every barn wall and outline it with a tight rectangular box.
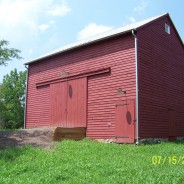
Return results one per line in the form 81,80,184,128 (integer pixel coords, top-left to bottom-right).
26,34,136,139
138,15,184,138
26,84,50,128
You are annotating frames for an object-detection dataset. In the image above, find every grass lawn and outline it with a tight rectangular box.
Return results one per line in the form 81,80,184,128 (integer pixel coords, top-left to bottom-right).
0,139,184,184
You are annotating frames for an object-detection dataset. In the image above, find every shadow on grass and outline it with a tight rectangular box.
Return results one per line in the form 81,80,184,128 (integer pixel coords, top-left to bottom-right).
0,130,46,162
142,139,184,145
172,140,184,145
0,145,32,162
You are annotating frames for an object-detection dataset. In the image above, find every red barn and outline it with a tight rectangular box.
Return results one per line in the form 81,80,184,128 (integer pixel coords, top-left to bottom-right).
25,13,184,143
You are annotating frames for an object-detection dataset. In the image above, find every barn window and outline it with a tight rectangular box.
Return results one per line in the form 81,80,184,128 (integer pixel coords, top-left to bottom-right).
165,23,170,34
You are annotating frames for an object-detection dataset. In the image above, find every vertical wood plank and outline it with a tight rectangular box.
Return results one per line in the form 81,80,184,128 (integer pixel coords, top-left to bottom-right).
50,82,67,127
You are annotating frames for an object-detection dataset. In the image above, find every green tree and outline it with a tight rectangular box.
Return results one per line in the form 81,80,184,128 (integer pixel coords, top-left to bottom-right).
0,40,22,66
0,69,26,129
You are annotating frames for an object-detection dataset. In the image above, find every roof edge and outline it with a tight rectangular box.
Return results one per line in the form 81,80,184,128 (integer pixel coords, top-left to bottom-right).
136,13,169,31
166,14,184,50
25,30,132,65
25,13,168,65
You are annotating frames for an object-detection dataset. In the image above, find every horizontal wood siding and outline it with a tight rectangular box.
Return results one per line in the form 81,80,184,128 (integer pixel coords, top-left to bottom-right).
26,85,50,128
138,15,184,138
26,34,136,139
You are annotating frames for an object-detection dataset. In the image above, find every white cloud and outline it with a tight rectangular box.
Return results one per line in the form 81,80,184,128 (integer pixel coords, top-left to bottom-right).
0,0,40,28
0,0,71,42
39,24,50,31
28,49,33,55
134,0,149,12
49,20,55,24
47,2,71,16
128,17,136,23
77,23,113,41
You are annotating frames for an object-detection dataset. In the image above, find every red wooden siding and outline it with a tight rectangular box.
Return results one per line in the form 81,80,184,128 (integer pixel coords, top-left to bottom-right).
138,15,184,138
26,14,184,142
26,85,50,128
26,34,136,139
168,109,176,137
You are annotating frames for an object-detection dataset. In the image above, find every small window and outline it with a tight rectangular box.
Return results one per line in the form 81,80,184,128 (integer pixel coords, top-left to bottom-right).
165,23,170,34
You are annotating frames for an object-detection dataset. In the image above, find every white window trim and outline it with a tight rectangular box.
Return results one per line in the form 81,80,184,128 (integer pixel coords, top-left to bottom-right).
165,23,170,34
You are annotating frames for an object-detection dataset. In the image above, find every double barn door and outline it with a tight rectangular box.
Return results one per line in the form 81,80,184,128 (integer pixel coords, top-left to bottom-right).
50,78,87,127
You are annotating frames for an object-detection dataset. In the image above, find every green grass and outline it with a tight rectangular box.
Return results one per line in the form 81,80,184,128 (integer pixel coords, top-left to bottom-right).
0,139,184,184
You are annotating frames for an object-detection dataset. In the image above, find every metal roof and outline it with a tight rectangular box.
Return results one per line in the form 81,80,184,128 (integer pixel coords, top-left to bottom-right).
25,13,167,65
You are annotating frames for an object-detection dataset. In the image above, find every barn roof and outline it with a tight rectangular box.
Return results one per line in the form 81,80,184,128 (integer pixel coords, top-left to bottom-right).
25,13,168,65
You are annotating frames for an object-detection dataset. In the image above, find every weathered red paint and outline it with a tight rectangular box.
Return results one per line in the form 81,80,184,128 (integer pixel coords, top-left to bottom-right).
50,82,67,127
36,67,110,87
50,78,87,128
67,78,87,128
116,99,135,143
26,34,136,141
168,109,176,138
137,15,184,140
26,14,184,143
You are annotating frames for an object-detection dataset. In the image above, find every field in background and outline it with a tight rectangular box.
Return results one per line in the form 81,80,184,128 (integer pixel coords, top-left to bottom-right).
0,139,184,183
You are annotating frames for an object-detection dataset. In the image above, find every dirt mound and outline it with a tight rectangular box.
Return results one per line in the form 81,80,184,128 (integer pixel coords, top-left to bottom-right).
0,128,55,150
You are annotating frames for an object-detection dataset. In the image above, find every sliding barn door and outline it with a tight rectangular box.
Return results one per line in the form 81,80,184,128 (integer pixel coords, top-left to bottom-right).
67,78,87,127
50,78,87,127
50,82,67,127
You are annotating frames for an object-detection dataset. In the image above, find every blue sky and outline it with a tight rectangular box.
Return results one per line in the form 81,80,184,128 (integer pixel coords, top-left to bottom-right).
0,0,184,82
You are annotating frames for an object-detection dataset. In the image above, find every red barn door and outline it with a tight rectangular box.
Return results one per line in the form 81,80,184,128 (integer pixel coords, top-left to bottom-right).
50,78,87,128
50,82,67,127
67,78,87,127
168,109,176,141
116,99,135,143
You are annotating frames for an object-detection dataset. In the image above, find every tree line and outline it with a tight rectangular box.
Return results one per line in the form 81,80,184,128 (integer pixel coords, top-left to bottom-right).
0,40,26,129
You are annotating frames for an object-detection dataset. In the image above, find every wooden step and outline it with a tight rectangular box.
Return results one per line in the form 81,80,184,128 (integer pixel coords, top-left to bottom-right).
52,127,86,141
